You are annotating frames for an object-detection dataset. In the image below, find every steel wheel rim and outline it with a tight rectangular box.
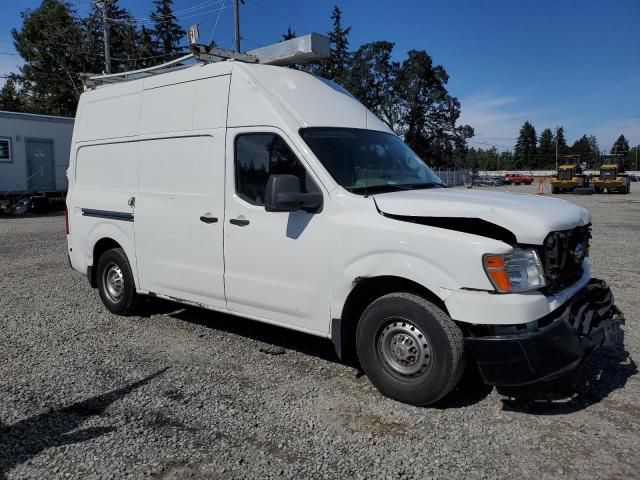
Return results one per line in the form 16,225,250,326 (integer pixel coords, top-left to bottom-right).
103,262,124,303
377,319,431,377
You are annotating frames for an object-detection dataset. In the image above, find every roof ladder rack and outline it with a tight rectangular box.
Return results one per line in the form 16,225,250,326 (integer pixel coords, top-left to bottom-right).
82,33,330,89
81,54,196,89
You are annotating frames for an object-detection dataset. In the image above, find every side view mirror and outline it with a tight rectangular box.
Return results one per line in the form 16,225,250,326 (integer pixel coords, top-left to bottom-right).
265,174,323,213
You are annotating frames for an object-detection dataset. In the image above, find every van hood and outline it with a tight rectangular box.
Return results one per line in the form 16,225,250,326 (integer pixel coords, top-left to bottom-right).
373,188,591,245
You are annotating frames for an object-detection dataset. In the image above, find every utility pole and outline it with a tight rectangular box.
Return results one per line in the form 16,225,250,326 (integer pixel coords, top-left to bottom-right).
98,0,112,74
233,0,241,53
555,126,559,171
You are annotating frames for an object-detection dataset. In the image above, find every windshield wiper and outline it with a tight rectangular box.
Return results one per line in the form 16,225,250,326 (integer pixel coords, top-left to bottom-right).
402,182,446,190
348,182,445,195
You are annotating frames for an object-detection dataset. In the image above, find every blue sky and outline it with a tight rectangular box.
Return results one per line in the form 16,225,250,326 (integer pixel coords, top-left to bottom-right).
1,0,638,151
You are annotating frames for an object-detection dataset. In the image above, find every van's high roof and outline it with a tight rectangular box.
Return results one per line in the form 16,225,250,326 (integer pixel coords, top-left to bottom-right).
75,59,391,144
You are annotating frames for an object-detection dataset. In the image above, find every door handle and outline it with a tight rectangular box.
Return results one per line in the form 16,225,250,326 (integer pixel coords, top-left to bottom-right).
229,218,250,226
200,215,218,224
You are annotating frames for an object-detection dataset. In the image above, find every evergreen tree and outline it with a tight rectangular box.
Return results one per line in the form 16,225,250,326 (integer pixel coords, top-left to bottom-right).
570,134,599,167
307,6,352,84
282,27,296,41
150,0,185,60
12,0,85,116
86,0,139,73
513,121,537,168
0,75,25,112
327,6,351,84
135,26,158,69
554,126,569,157
611,134,631,168
537,128,554,169
611,134,630,155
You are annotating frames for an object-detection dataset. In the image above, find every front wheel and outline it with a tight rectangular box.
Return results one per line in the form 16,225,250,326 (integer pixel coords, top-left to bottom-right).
356,293,465,406
96,248,138,315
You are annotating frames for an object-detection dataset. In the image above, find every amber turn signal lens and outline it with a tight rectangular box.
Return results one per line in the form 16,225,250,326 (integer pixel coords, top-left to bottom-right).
484,255,505,269
488,270,512,292
483,255,512,292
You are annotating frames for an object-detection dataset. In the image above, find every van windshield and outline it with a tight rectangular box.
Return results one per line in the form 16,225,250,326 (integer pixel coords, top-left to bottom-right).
300,127,445,195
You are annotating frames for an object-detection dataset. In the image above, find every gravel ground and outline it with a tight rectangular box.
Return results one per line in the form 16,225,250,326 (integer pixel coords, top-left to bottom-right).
1,185,638,480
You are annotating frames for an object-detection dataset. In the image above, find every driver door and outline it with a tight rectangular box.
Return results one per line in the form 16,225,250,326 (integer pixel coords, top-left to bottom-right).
223,128,331,334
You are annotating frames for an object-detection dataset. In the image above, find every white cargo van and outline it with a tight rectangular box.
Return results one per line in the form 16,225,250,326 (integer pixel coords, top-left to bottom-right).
66,42,624,406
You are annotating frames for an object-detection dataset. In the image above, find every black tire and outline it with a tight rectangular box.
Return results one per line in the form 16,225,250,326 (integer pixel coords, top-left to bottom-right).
551,187,560,194
96,248,138,315
593,187,603,194
574,187,593,195
356,293,465,406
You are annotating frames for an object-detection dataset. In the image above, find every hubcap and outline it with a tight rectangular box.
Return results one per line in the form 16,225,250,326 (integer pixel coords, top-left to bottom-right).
377,320,431,377
103,263,124,302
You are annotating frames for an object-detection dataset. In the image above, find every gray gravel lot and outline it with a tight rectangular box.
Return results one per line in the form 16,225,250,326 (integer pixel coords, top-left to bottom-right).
1,184,639,479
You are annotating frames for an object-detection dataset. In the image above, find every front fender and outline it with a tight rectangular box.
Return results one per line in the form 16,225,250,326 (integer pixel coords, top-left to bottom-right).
331,250,463,321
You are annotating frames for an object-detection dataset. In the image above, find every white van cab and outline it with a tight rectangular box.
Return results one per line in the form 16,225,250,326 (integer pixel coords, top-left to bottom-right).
66,39,624,406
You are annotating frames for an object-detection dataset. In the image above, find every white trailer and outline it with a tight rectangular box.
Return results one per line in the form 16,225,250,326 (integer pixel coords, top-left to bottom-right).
0,111,74,210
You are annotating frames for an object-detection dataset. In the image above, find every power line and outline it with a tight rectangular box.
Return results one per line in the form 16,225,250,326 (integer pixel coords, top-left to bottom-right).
208,0,226,45
107,0,225,25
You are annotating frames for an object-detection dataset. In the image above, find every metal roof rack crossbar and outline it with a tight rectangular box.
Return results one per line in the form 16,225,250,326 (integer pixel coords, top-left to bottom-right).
82,33,329,89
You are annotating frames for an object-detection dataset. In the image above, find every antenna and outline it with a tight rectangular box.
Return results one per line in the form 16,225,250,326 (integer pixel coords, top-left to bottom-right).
187,24,200,45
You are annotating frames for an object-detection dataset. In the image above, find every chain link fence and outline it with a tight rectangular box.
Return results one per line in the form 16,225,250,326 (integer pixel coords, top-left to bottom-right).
434,169,472,186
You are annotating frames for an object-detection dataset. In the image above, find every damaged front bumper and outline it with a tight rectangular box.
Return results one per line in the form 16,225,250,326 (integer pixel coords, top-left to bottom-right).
465,279,625,386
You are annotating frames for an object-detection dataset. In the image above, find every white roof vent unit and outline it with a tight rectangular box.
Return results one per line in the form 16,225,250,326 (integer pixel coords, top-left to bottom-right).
248,33,330,66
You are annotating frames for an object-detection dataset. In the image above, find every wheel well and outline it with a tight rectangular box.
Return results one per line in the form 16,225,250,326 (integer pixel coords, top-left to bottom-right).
335,276,448,361
90,238,122,288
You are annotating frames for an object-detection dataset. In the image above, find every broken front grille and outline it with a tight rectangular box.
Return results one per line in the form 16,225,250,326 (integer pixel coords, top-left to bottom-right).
540,225,591,293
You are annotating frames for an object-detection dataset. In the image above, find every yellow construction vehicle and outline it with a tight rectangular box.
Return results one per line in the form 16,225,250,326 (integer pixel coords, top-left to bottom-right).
551,155,590,194
592,154,630,194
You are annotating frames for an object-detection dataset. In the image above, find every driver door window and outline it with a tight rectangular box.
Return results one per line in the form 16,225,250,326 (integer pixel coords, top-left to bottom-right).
235,133,310,206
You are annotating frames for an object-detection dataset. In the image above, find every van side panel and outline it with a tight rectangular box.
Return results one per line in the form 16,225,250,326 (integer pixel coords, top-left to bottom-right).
75,82,142,142
68,142,139,279
134,134,226,307
141,75,230,134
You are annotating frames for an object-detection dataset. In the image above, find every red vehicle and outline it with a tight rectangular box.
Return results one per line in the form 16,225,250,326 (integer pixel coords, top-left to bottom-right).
504,173,534,185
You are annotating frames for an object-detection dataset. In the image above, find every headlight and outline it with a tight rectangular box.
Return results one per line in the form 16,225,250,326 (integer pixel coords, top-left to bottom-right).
483,249,546,293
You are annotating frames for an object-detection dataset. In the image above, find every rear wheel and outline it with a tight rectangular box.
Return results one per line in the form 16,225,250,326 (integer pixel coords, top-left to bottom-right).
96,248,138,315
356,293,465,406
551,187,560,194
